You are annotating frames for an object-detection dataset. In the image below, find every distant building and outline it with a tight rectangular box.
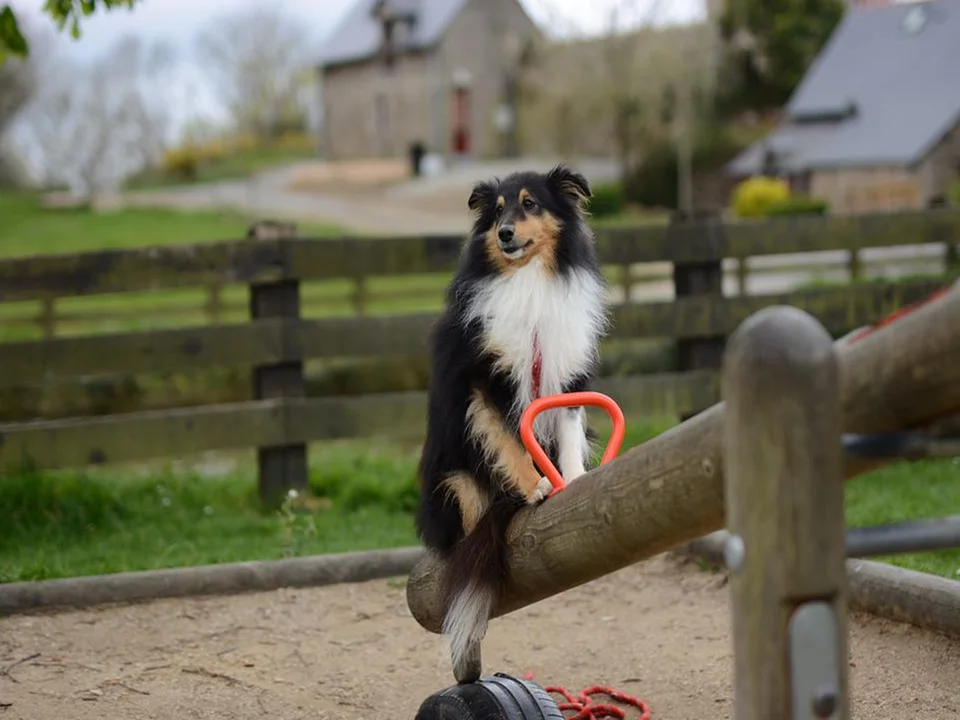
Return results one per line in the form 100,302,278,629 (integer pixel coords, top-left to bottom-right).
316,0,540,162
728,0,960,213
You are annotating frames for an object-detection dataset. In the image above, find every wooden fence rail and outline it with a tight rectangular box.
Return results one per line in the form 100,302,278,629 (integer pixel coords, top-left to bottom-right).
2,248,947,341
2,208,958,304
1,279,948,389
1,209,958,504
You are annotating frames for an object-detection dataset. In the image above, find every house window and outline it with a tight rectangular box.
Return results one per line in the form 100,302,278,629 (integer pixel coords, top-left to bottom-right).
788,171,811,194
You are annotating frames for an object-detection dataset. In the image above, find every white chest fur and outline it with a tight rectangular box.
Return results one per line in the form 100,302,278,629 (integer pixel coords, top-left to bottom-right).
464,259,608,434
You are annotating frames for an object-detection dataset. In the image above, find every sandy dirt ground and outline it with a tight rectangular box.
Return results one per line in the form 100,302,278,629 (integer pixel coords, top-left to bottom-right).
2,555,958,720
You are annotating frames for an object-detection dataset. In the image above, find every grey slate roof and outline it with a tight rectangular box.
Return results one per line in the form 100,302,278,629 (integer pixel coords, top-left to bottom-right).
727,0,960,175
319,0,470,68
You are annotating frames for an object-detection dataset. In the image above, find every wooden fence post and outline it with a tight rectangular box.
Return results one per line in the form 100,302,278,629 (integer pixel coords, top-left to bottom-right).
847,249,862,282
206,283,224,325
671,208,725,420
722,305,848,720
247,221,308,507
947,242,960,275
619,261,634,305
39,297,56,339
351,273,370,316
926,200,959,276
735,257,748,296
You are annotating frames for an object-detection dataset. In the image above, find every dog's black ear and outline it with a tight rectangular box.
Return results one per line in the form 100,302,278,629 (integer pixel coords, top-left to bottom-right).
547,165,592,207
467,180,496,214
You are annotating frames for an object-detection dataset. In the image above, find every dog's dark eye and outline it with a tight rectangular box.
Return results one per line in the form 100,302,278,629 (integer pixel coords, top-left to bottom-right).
495,205,504,217
522,197,536,211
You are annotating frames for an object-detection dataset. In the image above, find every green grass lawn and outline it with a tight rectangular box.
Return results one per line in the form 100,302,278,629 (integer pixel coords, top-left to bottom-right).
845,459,960,577
124,144,317,190
1,193,957,584
0,440,422,583
592,208,670,228
2,417,957,584
0,192,350,341
0,192,341,259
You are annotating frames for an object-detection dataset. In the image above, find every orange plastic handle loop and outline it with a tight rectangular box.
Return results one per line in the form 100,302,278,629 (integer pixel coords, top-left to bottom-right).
519,391,625,498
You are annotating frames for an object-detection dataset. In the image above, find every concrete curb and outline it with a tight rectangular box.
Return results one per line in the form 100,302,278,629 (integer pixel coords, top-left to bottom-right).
676,530,960,640
0,546,425,617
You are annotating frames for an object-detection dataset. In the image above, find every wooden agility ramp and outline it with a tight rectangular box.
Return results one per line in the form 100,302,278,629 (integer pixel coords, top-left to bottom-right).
406,286,960,719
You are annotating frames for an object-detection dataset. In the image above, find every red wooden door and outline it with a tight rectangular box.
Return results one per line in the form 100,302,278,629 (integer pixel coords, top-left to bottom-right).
452,86,471,155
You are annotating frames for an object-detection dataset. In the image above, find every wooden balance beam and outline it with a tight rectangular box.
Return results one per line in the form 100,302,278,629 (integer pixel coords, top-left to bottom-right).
406,288,960,634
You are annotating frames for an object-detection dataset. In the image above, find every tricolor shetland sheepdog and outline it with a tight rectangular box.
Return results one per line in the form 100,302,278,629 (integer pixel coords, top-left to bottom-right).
415,165,609,681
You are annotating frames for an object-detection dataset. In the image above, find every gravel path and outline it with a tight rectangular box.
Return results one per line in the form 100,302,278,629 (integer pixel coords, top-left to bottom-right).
122,158,622,236
2,554,957,719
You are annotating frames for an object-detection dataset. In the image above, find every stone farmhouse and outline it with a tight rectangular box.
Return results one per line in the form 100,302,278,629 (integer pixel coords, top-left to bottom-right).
316,0,540,162
727,0,960,213
315,0,726,164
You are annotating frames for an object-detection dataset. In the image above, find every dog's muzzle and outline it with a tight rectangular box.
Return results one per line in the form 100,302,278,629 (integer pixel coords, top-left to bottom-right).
497,225,531,258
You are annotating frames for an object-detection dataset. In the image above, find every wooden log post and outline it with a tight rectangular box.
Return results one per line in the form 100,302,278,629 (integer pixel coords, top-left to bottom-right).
671,209,725,421
406,289,960,635
723,306,848,720
247,221,308,507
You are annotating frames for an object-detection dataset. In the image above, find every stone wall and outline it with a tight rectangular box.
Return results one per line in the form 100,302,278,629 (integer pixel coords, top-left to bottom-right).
811,166,924,213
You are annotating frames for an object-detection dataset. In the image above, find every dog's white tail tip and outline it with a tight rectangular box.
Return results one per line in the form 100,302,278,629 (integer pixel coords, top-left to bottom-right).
443,581,494,681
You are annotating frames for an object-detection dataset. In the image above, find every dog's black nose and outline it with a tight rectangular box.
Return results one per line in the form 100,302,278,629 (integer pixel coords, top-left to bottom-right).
498,226,515,244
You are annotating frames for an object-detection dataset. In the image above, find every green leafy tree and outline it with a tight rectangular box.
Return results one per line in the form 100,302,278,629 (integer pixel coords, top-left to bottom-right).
1,1,139,61
716,0,845,116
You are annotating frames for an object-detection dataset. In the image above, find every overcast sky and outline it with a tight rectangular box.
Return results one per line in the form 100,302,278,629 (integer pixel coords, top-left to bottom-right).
9,0,703,139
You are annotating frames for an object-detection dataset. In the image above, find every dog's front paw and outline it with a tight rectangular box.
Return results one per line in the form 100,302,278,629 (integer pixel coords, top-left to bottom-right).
529,476,554,504
563,467,586,483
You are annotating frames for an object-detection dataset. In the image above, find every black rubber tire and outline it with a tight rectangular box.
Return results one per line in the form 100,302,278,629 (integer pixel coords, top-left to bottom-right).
415,673,563,720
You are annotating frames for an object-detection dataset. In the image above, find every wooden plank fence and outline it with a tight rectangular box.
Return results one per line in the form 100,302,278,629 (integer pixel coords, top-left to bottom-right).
1,208,958,504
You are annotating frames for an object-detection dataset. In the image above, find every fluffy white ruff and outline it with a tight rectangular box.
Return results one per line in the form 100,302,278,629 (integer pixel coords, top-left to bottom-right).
442,580,494,680
463,257,608,454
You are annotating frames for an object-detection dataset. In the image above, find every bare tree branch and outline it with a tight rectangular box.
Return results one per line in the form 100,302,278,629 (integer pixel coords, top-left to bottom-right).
194,6,312,139
18,33,176,196
518,0,721,182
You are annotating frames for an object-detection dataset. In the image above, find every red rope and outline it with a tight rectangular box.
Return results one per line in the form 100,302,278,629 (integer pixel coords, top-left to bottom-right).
531,333,543,399
843,282,956,345
522,672,652,719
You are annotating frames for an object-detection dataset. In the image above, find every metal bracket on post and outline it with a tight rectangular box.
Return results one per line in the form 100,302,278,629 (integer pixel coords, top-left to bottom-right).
789,602,842,720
